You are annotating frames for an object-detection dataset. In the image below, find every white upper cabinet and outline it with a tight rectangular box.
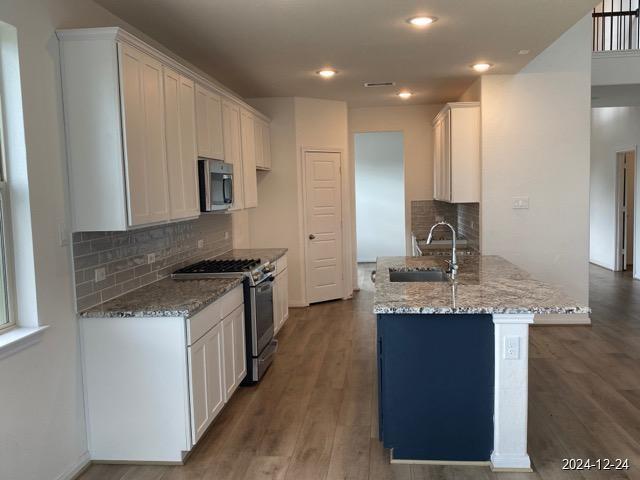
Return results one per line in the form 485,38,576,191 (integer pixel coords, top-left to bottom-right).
222,99,245,210
58,28,269,229
432,102,480,204
240,108,258,208
119,43,171,226
195,84,225,160
163,68,199,220
254,117,272,171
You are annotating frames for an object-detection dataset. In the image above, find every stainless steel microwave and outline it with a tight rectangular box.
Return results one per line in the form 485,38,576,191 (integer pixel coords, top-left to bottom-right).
198,158,233,212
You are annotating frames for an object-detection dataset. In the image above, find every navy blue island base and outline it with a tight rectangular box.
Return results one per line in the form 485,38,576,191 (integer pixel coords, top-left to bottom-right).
377,313,495,462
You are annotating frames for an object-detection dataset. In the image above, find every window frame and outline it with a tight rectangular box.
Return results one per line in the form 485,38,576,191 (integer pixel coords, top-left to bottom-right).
0,91,16,333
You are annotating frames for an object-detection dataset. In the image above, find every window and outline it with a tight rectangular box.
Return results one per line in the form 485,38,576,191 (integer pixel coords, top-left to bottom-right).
0,92,13,332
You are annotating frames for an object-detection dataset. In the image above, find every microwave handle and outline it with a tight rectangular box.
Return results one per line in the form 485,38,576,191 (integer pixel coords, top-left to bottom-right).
223,175,233,204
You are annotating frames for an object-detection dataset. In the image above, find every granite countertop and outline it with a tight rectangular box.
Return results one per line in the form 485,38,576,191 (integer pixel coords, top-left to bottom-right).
79,248,287,319
215,248,288,264
80,276,244,318
374,255,590,315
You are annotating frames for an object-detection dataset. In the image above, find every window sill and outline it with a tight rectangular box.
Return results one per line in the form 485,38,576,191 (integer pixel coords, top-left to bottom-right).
0,325,48,360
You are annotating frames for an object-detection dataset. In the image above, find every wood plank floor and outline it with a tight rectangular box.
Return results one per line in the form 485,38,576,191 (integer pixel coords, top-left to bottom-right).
79,264,640,480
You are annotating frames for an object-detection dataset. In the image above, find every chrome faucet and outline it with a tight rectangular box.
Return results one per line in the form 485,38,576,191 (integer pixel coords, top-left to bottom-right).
426,221,458,276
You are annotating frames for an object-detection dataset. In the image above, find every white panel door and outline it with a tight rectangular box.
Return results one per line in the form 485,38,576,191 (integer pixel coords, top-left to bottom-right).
222,100,245,210
119,43,170,226
195,85,212,158
195,85,224,160
280,268,289,326
442,110,452,202
262,122,272,170
221,314,236,400
187,334,209,445
272,273,282,334
207,92,225,159
164,68,199,220
204,323,225,428
254,117,265,169
240,109,258,208
231,305,247,385
304,151,344,304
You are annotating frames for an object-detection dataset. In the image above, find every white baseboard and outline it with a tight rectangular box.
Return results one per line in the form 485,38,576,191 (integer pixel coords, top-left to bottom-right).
288,300,309,308
533,313,591,325
56,451,91,480
490,453,532,472
589,259,615,271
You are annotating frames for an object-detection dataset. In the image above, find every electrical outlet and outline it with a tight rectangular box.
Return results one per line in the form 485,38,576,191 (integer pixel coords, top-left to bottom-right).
224,231,230,240
94,267,106,283
147,253,156,264
512,196,530,209
197,239,204,249
504,336,520,360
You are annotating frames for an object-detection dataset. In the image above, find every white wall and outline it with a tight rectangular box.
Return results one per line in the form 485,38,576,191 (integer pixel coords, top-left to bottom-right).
0,2,134,479
246,97,351,306
348,105,442,256
591,106,640,275
480,15,592,307
244,97,305,304
354,132,405,262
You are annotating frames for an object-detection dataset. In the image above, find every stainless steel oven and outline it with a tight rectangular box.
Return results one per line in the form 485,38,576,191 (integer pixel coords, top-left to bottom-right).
172,257,278,383
198,158,233,212
246,276,277,382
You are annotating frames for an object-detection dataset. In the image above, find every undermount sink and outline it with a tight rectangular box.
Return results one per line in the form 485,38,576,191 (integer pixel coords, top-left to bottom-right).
389,269,449,283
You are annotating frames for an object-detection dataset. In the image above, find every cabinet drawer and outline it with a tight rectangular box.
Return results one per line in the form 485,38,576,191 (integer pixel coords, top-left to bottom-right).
187,300,222,346
221,285,243,318
274,255,287,275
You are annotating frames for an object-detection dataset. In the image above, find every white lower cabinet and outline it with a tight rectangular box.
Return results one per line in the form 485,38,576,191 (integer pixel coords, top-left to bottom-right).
188,322,225,445
232,304,247,386
80,284,245,463
273,255,289,335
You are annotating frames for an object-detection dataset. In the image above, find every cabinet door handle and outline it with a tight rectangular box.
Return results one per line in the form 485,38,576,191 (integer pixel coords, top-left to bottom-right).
308,234,316,240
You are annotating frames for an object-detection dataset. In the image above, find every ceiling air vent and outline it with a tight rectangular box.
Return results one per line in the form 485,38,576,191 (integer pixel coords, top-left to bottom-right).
364,82,396,88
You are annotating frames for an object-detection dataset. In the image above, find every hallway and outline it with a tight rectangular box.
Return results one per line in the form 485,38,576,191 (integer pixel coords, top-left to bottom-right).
80,264,640,480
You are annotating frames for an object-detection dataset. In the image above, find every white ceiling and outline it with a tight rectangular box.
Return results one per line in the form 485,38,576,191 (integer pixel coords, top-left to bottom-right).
95,0,597,107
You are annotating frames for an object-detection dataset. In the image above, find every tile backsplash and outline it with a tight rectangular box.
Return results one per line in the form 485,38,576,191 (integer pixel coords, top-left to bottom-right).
411,200,458,240
411,200,480,250
72,215,232,312
457,202,480,251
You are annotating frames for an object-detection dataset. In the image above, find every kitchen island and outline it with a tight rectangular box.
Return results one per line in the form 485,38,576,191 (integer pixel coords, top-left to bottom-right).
374,255,589,471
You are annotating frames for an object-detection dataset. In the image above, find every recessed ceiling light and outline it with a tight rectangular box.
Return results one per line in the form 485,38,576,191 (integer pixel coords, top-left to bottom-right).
398,91,413,99
518,49,530,55
471,63,493,73
317,68,337,78
407,16,437,27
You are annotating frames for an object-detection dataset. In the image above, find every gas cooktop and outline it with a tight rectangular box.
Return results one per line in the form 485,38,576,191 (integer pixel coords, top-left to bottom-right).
174,258,261,274
171,258,274,286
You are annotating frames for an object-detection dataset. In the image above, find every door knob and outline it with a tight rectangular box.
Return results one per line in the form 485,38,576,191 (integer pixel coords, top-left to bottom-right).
308,234,316,240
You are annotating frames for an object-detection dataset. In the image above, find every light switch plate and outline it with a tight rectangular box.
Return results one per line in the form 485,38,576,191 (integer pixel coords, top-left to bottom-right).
504,336,520,360
224,231,230,240
197,239,204,249
512,196,530,209
147,253,156,264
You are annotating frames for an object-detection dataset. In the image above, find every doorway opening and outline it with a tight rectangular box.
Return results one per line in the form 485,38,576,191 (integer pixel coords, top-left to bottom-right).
615,150,636,273
354,131,405,270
